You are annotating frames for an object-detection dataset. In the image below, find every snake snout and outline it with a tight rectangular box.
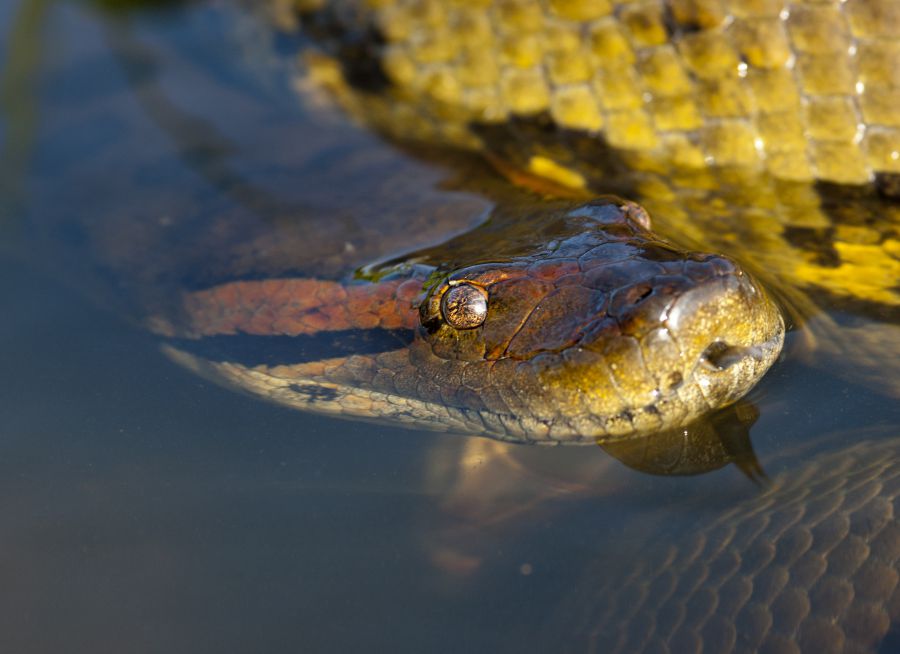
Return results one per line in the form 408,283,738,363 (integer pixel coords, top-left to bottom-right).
533,250,784,441
664,258,785,409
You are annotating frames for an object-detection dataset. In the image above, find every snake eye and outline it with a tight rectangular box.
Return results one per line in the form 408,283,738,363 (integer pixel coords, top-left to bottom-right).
440,283,488,329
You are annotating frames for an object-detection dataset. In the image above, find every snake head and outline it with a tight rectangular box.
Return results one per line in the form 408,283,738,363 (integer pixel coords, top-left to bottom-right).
417,200,784,442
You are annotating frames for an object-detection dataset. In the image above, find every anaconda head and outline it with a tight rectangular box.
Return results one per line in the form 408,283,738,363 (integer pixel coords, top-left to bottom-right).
416,200,784,443
163,199,782,446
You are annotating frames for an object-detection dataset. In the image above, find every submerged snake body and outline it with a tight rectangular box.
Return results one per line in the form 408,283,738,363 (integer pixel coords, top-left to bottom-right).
551,436,900,653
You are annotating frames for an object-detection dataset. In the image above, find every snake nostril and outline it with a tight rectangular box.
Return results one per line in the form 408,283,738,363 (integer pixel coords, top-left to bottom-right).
701,341,756,370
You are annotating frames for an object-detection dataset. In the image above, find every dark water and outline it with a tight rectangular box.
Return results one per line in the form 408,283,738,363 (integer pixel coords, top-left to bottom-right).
1,2,898,652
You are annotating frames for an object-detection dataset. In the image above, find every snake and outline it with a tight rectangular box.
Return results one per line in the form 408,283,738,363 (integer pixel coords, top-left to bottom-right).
134,1,898,651
163,196,782,444
152,0,900,444
19,0,892,650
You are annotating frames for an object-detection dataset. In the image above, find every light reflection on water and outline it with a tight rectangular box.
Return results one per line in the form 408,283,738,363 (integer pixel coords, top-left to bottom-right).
1,2,897,652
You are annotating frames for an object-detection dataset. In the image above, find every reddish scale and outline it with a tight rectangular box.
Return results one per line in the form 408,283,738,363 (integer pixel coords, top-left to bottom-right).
507,284,601,357
182,277,422,337
482,276,555,359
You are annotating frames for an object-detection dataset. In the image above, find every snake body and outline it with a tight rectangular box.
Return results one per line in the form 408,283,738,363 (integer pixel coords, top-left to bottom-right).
293,0,899,187
549,434,900,653
43,1,897,651
205,2,900,651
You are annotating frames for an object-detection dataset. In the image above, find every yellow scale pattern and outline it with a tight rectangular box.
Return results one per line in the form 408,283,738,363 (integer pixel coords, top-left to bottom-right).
306,0,900,185
289,0,900,314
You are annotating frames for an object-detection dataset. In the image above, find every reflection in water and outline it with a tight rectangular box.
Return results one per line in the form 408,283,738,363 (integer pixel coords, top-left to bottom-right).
102,15,296,216
422,401,763,579
1,1,899,653
601,401,763,481
0,0,49,238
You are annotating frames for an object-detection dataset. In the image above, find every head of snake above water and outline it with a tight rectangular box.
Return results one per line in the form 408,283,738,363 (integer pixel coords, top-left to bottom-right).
165,198,783,444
